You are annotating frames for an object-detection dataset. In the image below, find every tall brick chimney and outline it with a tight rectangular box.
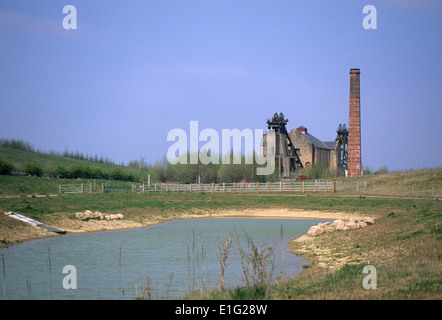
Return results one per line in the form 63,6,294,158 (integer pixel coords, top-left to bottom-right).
347,68,362,177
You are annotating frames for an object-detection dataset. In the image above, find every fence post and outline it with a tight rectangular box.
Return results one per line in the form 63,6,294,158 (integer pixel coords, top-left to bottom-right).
155,184,157,192
81,183,84,193
302,181,304,193
59,184,62,194
314,181,317,193
200,183,203,193
246,182,248,193
257,182,259,194
234,182,236,194
280,181,282,193
223,182,225,194
268,181,270,193
147,175,151,187
212,182,214,193
291,181,293,192
325,181,327,193
333,181,336,192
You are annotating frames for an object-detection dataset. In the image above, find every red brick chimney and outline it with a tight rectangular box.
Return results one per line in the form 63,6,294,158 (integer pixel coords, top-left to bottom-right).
347,68,362,177
296,126,307,134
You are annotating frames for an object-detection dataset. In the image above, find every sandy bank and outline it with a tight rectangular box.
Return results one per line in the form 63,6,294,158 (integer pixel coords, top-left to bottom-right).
189,208,359,220
1,208,363,247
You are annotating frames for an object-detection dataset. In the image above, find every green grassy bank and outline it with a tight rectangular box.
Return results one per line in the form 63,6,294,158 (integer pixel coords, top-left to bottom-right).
0,169,441,300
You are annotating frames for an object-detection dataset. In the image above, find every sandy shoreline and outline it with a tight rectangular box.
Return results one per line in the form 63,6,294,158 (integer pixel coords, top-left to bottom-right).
54,207,362,239
192,208,359,220
1,207,364,247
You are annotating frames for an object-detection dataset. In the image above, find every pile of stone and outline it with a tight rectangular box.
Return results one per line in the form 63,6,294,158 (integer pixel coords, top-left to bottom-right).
75,210,124,221
307,217,374,237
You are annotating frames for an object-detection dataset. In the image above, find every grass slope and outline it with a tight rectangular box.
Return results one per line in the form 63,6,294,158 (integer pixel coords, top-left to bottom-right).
0,167,441,299
0,147,116,172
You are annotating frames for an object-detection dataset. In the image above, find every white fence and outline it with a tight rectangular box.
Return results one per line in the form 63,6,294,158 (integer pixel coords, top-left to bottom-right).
125,181,338,194
58,180,439,197
59,181,340,194
59,183,97,194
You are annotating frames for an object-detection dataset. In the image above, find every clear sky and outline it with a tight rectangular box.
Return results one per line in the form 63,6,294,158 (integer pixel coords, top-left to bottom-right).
0,0,441,171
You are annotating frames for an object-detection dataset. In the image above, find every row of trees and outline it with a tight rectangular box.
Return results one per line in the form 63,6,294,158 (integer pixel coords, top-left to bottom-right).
0,136,392,182
0,138,116,165
1,155,393,183
0,158,43,177
0,157,135,181
56,164,135,181
0,139,35,153
0,138,280,183
60,149,115,165
146,153,281,184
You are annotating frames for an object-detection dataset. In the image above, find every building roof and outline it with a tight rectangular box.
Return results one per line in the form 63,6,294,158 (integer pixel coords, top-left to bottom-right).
323,141,336,149
291,129,335,150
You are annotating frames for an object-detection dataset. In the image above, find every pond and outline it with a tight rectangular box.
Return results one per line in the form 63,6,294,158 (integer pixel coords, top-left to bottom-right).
0,217,328,300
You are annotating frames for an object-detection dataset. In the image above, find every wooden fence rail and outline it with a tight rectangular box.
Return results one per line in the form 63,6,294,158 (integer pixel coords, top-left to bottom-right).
59,180,439,197
59,183,97,194
59,181,339,194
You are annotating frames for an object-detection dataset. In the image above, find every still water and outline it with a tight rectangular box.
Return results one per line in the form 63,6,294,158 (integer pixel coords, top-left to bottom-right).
0,217,329,300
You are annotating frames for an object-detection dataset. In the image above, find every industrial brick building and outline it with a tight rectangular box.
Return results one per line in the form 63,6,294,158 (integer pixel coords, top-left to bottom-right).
288,125,337,171
263,68,361,178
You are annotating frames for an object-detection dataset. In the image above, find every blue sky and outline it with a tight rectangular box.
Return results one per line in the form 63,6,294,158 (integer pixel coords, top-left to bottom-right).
0,0,441,171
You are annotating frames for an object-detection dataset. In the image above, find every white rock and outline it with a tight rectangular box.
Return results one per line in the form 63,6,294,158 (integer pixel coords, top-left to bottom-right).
334,221,347,231
307,226,324,237
359,217,375,225
358,222,368,228
346,222,360,229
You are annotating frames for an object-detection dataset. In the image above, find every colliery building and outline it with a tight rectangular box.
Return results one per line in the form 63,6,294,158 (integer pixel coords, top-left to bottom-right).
263,68,361,178
289,125,338,171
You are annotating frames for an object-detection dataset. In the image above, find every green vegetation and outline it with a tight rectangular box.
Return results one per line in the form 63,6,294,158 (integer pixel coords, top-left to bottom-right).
0,170,440,299
153,152,279,183
1,139,277,184
0,145,281,184
0,138,35,153
0,158,14,175
0,145,143,182
184,196,441,300
24,162,43,177
303,163,334,179
0,139,440,299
